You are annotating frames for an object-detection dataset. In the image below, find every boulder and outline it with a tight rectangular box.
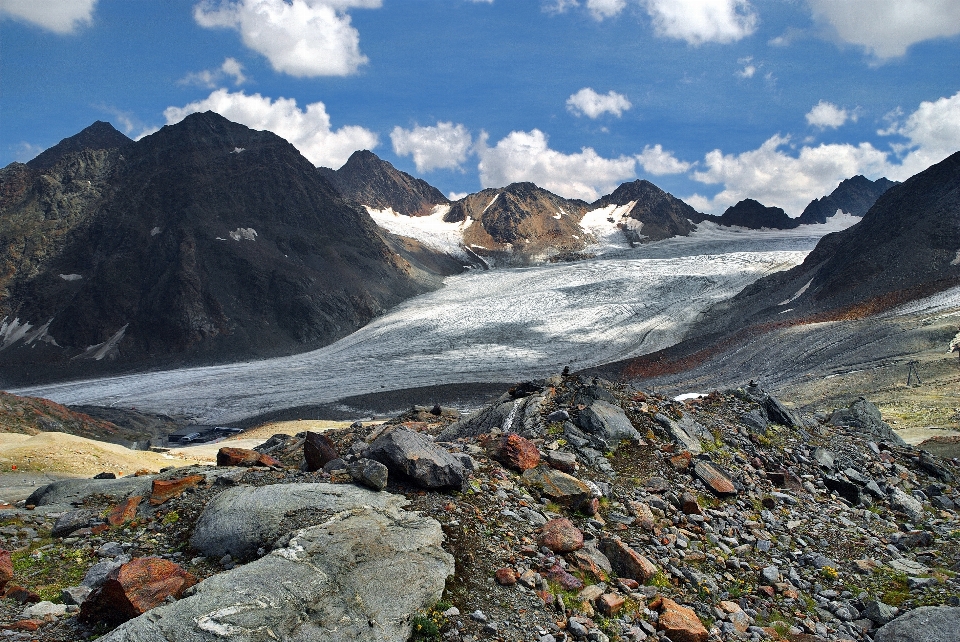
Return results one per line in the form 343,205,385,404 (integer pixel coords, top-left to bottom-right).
98,506,454,642
830,398,907,446
21,601,67,619
569,544,612,581
575,401,639,448
438,392,547,441
601,537,657,582
303,431,339,472
873,606,960,642
654,414,702,454
0,549,11,591
889,487,925,522
61,585,92,606
521,466,593,510
543,450,578,474
763,396,802,428
366,428,468,491
740,409,768,433
693,461,737,496
79,558,196,625
149,475,205,505
82,560,124,588
190,482,405,559
650,596,709,642
216,447,281,468
543,563,583,590
490,433,541,471
26,476,154,508
346,458,389,491
52,509,98,537
538,518,584,553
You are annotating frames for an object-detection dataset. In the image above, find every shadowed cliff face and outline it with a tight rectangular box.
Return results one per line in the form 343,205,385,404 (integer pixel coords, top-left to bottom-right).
796,175,898,225
0,112,446,385
592,179,699,242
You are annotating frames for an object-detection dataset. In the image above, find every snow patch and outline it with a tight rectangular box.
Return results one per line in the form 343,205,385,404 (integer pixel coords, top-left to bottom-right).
951,249,960,266
59,274,83,281
150,227,161,237
779,278,813,305
481,193,500,214
674,393,707,401
229,228,257,241
75,324,128,361
580,201,637,250
366,205,472,261
0,318,32,349
231,147,245,154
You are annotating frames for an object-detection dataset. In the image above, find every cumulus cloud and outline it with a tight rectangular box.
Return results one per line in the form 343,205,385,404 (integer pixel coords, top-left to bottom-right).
636,144,692,175
586,0,626,20
809,0,960,59
390,122,473,173
686,90,960,215
193,0,380,77
476,129,637,201
163,88,378,168
736,56,756,78
542,0,580,14
0,0,96,33
180,57,248,88
643,0,758,44
566,88,632,119
805,100,853,129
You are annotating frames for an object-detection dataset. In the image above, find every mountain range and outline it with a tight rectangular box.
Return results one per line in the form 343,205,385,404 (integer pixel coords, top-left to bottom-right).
0,114,920,384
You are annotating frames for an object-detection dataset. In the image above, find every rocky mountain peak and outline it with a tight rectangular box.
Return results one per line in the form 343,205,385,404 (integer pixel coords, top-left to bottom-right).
27,120,131,171
319,149,448,217
593,179,699,242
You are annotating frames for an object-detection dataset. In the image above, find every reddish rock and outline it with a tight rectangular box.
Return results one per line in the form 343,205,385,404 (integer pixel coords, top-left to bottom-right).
107,496,143,526
303,431,339,472
539,518,584,553
680,492,702,515
627,501,655,530
693,461,737,497
4,586,40,603
491,434,540,471
80,558,196,625
766,470,804,492
149,475,204,505
543,563,584,591
570,546,612,582
650,597,709,642
216,447,281,468
582,497,600,516
598,593,625,616
601,537,657,582
2,619,42,631
757,585,775,598
0,550,11,592
669,451,692,470
616,578,640,591
495,568,517,586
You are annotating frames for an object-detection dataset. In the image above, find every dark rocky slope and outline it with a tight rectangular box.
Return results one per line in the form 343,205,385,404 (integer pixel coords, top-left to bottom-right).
691,199,796,230
0,113,447,385
26,121,132,171
319,149,449,217
797,175,898,225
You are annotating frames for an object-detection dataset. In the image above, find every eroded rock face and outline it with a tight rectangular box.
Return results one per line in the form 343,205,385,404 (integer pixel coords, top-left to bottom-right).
100,507,454,642
190,482,405,560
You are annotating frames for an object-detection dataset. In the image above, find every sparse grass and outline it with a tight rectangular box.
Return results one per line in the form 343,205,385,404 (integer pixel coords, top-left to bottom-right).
12,540,93,601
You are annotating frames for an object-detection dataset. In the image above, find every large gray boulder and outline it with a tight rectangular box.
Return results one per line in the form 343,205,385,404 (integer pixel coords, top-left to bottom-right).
365,428,468,491
653,413,702,454
101,505,454,642
190,483,406,559
575,401,640,450
438,392,547,441
830,398,907,446
27,477,154,508
873,606,960,642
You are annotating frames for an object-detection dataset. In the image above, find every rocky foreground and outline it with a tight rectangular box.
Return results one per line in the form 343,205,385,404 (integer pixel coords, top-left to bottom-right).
0,375,959,641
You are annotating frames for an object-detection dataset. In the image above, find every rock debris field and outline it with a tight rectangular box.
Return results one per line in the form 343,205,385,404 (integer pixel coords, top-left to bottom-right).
1,373,958,641
15,222,856,424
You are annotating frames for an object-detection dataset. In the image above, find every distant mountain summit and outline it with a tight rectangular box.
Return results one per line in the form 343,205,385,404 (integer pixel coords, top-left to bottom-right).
27,121,132,171
319,150,449,217
0,112,448,385
592,180,697,242
796,175,897,225
694,199,797,230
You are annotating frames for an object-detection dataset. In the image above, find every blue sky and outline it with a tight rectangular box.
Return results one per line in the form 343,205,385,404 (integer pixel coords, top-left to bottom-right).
3,0,960,214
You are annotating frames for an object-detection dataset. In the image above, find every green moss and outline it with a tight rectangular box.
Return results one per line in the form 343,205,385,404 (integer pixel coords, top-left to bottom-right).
12,541,93,601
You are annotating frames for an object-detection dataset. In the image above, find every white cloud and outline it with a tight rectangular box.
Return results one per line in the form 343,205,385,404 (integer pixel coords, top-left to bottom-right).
643,0,758,44
193,0,380,77
163,89,378,168
476,129,637,201
566,88,632,119
542,0,580,14
586,0,626,20
390,122,473,173
736,56,756,78
805,100,852,129
448,191,470,201
180,57,248,88
0,0,96,33
809,0,960,59
636,144,692,175
687,90,960,215
11,142,44,163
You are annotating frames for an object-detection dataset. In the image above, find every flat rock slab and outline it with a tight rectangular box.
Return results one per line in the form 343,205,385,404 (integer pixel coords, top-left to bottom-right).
101,506,454,642
190,483,406,559
693,461,737,497
522,466,592,509
874,606,960,642
654,414,702,455
27,477,155,508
